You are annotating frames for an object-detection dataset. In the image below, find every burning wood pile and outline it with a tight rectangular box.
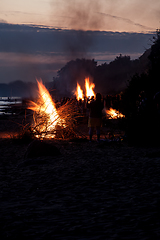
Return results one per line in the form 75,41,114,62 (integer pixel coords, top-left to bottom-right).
28,80,80,139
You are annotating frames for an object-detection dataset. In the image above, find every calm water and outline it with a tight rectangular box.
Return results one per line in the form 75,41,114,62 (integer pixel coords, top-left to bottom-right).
0,97,22,115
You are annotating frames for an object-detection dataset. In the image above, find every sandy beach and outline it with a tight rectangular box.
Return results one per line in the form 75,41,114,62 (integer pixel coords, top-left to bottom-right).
0,115,160,239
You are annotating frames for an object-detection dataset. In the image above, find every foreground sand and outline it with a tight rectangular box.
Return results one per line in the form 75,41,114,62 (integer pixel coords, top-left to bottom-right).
0,116,160,239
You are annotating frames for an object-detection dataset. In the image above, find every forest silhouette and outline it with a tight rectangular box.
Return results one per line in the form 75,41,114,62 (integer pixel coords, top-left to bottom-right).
121,30,160,145
53,51,150,97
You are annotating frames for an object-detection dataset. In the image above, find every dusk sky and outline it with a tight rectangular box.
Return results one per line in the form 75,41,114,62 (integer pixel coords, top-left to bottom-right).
0,0,159,83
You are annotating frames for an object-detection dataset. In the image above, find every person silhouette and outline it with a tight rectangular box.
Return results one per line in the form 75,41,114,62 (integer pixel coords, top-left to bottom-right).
87,93,104,142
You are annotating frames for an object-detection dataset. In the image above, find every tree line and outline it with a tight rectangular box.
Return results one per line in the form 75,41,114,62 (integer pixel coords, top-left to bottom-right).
53,52,150,97
121,30,160,145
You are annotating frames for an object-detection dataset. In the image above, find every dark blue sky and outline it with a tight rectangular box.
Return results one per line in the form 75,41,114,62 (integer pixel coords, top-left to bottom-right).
0,23,155,83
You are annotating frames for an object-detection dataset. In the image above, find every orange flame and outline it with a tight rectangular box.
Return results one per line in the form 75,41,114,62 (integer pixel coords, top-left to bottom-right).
28,79,65,138
85,77,95,99
75,82,84,101
106,108,125,119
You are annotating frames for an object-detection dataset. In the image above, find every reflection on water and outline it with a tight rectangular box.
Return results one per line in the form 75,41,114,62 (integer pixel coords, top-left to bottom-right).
0,97,22,115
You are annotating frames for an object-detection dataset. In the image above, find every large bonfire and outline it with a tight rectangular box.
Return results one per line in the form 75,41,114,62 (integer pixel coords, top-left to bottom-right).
28,79,78,139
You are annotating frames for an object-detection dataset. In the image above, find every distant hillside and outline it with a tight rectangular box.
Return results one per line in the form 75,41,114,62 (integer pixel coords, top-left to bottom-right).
0,81,37,98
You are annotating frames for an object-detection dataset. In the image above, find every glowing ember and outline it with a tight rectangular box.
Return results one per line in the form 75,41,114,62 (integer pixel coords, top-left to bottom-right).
106,108,125,119
75,82,84,101
28,79,65,138
85,77,95,99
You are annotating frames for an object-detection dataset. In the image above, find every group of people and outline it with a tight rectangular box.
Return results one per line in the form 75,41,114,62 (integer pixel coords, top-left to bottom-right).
59,90,160,142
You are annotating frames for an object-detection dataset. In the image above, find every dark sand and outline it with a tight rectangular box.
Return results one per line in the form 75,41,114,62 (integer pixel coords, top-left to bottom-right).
0,116,160,239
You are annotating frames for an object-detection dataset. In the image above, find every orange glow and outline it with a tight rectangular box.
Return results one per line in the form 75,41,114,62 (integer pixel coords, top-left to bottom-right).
28,79,65,138
75,82,84,101
0,132,18,139
106,108,125,119
85,77,95,99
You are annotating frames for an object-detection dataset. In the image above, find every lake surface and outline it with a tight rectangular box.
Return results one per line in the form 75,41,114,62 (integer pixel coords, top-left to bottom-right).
0,97,22,115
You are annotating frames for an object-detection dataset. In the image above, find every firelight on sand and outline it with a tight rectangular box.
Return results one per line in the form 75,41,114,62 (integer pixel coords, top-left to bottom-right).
28,79,65,138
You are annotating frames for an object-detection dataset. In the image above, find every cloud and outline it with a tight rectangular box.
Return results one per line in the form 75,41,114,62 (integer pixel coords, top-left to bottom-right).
0,23,154,54
1,0,159,32
97,12,155,32
0,22,155,83
48,0,159,32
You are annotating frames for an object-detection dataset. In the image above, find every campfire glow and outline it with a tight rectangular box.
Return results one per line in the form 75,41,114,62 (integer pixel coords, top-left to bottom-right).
106,108,125,119
28,79,65,138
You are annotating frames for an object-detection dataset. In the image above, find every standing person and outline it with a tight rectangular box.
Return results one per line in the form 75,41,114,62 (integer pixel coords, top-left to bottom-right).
87,93,104,142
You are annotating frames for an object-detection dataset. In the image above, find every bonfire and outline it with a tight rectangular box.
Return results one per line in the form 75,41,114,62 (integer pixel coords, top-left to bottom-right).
85,77,96,99
74,77,125,120
74,77,95,100
75,83,84,101
28,79,80,139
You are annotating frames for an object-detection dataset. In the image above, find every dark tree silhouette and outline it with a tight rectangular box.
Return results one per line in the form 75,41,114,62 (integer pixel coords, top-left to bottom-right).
149,30,160,70
148,29,160,94
94,55,133,94
121,29,160,145
54,53,150,97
